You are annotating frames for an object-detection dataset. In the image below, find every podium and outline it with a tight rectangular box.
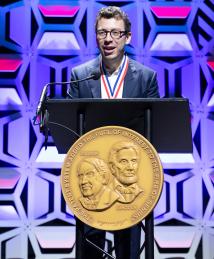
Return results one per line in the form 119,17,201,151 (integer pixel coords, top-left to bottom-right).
43,98,192,259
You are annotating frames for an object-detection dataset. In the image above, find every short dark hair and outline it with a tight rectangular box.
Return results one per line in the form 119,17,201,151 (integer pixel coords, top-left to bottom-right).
95,6,131,32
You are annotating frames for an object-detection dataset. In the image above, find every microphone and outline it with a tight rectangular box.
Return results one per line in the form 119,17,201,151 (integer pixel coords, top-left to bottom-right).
36,71,101,116
91,70,101,80
66,70,101,99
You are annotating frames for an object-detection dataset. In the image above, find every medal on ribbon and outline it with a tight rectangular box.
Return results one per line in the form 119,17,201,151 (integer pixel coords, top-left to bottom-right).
100,55,129,99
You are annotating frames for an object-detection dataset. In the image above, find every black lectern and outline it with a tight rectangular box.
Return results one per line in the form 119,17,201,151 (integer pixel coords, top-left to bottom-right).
43,98,192,259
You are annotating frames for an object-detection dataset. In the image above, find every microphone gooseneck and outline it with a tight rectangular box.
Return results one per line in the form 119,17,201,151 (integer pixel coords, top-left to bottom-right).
67,70,101,98
35,71,101,117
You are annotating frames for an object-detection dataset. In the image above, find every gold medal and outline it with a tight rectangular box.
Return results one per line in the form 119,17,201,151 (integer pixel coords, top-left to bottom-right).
61,126,163,231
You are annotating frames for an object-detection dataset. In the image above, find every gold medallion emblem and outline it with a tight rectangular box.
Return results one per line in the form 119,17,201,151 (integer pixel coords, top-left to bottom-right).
61,126,163,231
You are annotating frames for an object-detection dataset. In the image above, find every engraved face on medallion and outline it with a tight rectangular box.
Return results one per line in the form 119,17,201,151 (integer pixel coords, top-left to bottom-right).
77,157,118,211
77,158,107,198
108,141,143,203
61,126,164,231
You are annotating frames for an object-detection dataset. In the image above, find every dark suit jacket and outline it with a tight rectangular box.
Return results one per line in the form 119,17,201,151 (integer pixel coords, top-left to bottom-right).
69,56,160,98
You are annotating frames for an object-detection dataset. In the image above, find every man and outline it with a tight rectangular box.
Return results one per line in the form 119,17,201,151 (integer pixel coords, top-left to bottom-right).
77,157,119,211
69,5,159,259
108,141,143,204
69,6,159,99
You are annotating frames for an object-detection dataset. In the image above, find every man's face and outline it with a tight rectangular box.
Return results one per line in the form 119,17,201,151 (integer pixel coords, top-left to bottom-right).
96,18,131,62
112,148,139,186
78,162,103,198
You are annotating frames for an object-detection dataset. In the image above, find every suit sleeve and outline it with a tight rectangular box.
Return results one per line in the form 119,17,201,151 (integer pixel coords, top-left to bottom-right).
146,71,160,98
68,68,79,98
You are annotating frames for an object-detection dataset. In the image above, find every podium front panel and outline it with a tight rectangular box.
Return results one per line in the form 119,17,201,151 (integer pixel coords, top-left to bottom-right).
46,98,192,154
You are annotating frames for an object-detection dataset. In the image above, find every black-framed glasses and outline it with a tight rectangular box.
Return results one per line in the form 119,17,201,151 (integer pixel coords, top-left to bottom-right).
96,30,127,39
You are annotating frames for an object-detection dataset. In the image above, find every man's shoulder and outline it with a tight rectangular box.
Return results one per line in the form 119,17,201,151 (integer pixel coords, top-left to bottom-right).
129,57,156,75
73,57,99,72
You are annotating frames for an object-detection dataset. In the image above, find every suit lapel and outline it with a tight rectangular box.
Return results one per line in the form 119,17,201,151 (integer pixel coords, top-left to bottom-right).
90,78,101,98
88,57,101,98
123,59,137,98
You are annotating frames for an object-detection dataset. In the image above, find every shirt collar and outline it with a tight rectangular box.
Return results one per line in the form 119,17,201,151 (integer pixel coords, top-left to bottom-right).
101,54,126,76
